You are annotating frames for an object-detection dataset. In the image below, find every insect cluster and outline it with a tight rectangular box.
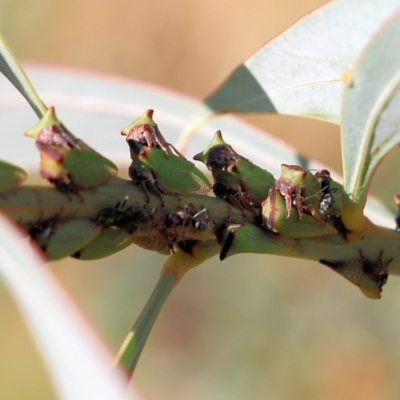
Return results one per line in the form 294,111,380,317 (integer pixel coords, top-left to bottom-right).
15,108,392,298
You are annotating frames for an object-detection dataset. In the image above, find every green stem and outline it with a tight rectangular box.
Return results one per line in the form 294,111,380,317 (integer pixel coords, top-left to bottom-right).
0,178,252,229
2,179,400,273
114,272,176,377
113,241,219,378
0,32,47,118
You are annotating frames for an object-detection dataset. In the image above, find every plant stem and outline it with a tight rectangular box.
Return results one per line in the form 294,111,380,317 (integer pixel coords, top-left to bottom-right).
0,33,47,118
2,178,400,273
114,241,220,378
114,272,176,377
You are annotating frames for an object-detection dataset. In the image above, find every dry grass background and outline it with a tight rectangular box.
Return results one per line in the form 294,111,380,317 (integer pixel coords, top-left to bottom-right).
1,1,400,400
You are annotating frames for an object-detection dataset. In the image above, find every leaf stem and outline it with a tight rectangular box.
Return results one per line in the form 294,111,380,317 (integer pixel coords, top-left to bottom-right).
114,241,220,379
0,32,47,118
114,272,176,377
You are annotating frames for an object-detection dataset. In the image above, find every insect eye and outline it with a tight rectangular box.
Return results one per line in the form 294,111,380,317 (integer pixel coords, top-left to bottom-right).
193,220,207,232
165,213,181,227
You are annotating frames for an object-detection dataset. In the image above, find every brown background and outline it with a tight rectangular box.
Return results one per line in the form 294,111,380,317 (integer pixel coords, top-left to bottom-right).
0,0,343,170
1,1,399,400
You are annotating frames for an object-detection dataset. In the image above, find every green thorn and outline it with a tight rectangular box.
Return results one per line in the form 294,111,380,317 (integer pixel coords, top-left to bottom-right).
25,106,64,139
193,130,227,163
121,109,155,137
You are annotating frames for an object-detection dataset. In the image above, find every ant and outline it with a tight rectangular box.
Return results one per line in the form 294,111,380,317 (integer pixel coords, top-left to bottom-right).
313,169,338,218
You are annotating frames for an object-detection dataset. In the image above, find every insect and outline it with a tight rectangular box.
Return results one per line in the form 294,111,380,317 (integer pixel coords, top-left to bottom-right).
194,130,275,211
191,209,215,233
165,206,215,240
121,109,171,156
131,234,172,255
28,216,102,260
25,107,118,194
0,160,27,193
320,250,392,299
261,164,344,237
85,198,176,258
273,164,322,221
170,207,216,256
73,228,135,260
313,169,338,217
261,184,337,237
97,197,129,226
218,220,390,298
121,110,211,203
97,198,160,235
98,197,182,253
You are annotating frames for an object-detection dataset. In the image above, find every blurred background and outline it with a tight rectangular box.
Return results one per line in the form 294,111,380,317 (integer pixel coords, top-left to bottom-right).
1,0,400,399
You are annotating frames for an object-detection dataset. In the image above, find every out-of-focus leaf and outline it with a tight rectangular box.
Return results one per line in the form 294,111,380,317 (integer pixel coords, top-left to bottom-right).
341,10,400,212
0,32,46,117
182,0,400,141
0,213,141,400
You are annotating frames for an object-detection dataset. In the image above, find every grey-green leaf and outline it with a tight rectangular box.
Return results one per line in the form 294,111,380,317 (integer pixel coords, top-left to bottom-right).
184,0,400,135
0,32,46,117
342,9,400,205
0,213,139,399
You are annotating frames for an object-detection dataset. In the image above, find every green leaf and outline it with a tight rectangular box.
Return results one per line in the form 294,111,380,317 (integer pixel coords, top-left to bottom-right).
0,32,46,118
182,0,400,140
342,10,400,211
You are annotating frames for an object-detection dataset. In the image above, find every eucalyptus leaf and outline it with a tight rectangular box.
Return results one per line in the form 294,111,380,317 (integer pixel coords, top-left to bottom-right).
0,32,46,117
342,10,400,208
0,213,140,400
182,0,400,139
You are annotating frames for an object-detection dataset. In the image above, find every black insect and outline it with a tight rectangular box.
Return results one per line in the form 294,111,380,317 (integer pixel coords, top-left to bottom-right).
97,196,129,226
27,217,58,252
97,197,152,233
320,250,391,299
165,206,211,233
314,169,337,217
